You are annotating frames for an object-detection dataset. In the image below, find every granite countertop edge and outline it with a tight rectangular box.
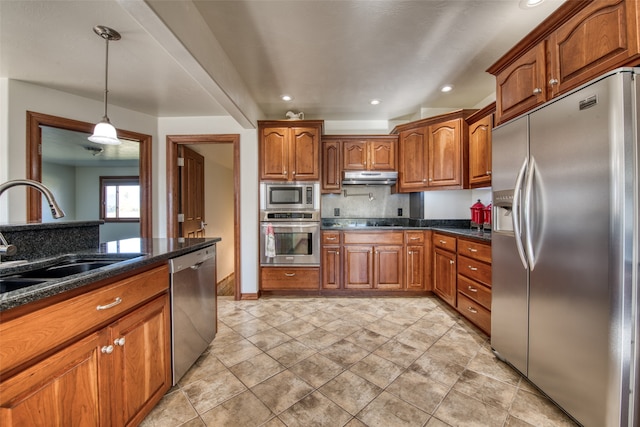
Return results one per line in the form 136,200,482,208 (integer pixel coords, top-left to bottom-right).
321,224,491,242
0,237,221,313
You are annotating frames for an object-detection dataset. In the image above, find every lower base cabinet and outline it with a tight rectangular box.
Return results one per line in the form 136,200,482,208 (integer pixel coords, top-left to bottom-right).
260,266,320,291
0,265,171,427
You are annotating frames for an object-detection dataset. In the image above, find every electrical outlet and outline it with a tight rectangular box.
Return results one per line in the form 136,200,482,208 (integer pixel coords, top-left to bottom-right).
397,208,403,216
334,208,340,216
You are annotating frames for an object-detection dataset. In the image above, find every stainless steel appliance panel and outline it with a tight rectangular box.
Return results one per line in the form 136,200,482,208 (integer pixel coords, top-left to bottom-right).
527,74,615,426
170,246,217,385
260,182,320,210
260,221,320,266
491,117,530,375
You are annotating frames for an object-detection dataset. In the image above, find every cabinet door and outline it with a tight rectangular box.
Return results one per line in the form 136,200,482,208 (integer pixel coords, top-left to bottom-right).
398,127,428,192
428,118,463,187
322,140,341,193
548,0,640,97
321,246,342,289
433,248,457,307
0,331,107,427
468,114,493,188
291,127,320,180
406,244,426,290
260,127,289,180
109,295,171,427
374,245,403,290
343,140,367,170
344,245,374,289
495,42,547,124
369,140,395,171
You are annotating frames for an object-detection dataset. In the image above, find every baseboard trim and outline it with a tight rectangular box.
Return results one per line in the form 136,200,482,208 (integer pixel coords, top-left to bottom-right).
240,292,259,300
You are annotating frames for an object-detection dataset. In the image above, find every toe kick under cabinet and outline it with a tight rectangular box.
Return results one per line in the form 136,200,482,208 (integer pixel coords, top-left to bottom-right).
432,232,492,335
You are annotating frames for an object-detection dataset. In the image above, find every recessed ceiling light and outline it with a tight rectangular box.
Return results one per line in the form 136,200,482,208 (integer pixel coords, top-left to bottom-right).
519,0,544,8
281,95,293,101
441,85,453,93
370,99,381,105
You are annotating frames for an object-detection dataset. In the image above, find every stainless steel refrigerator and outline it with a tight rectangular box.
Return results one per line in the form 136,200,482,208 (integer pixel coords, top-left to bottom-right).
491,68,639,427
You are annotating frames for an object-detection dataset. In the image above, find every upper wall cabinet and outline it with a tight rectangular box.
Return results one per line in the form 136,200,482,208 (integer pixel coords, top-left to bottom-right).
488,0,640,124
466,103,495,188
342,137,397,171
393,109,476,193
259,120,324,181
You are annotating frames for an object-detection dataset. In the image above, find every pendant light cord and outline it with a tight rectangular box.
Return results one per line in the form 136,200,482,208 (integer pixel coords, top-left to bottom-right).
102,36,110,121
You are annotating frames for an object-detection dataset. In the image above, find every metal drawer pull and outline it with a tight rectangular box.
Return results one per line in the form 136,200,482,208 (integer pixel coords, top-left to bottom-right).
114,337,126,346
467,307,478,314
467,286,478,292
439,240,447,244
101,345,114,354
468,266,478,271
449,260,454,265
284,273,296,277
96,297,122,311
326,237,337,240
533,88,542,95
467,248,478,252
410,237,420,240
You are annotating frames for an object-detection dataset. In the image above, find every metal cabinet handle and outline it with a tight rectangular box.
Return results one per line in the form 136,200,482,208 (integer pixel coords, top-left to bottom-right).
468,266,478,271
101,345,114,354
284,272,296,277
467,248,478,252
422,178,426,183
439,240,447,244
114,337,125,346
487,171,492,175
449,260,454,265
326,237,337,240
467,286,478,293
97,297,122,311
467,307,478,314
428,178,433,182
410,237,420,240
293,171,296,175
533,88,542,95
549,78,558,86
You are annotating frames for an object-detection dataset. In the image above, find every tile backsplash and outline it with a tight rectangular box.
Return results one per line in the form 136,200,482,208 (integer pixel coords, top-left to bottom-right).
321,186,410,218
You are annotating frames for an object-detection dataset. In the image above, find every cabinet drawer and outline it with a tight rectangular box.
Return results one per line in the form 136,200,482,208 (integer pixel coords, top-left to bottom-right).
322,231,341,245
405,231,425,244
0,265,169,376
433,233,456,252
457,239,491,264
457,255,491,287
261,267,319,290
457,275,491,310
344,231,403,245
457,293,491,335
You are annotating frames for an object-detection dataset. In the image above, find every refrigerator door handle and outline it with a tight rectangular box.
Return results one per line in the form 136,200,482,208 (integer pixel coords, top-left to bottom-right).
524,156,536,270
512,157,529,269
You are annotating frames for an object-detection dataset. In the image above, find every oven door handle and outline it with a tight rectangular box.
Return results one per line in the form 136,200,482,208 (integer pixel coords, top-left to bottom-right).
263,223,319,228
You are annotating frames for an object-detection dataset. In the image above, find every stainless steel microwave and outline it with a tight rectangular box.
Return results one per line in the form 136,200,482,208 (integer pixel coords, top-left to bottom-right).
260,182,319,211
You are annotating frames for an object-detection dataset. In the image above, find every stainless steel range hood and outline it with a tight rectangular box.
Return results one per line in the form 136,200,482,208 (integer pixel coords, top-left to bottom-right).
342,170,397,185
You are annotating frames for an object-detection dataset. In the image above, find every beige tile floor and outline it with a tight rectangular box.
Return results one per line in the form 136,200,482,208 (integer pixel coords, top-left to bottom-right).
142,296,578,427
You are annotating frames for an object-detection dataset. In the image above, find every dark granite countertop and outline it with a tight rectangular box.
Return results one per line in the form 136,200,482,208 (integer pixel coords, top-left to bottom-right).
321,218,491,242
0,237,220,312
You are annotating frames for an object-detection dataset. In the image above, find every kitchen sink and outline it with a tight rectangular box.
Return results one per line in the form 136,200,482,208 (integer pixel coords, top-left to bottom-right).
20,260,120,279
0,277,49,293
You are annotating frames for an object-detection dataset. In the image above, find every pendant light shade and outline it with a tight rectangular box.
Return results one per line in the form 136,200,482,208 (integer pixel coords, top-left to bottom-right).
89,25,121,145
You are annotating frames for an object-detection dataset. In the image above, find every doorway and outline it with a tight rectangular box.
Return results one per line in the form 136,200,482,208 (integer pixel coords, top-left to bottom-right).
166,134,241,300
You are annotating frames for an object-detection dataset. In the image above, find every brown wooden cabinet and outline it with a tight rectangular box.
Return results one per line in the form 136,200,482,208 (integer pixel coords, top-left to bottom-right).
405,231,431,291
343,138,396,171
260,266,320,291
488,0,640,124
432,233,457,307
321,139,341,193
259,120,323,181
456,237,492,335
395,110,475,192
0,265,171,427
321,231,341,289
466,104,494,188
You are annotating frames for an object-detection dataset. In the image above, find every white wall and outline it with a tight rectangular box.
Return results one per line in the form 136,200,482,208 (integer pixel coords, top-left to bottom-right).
42,161,76,221
157,117,258,295
2,80,157,225
423,188,492,219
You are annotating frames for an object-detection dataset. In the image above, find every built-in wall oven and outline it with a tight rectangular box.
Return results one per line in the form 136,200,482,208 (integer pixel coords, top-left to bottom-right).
259,210,320,266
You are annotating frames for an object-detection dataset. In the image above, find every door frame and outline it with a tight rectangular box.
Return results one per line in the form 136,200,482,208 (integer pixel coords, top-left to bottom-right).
166,134,241,300
26,111,153,238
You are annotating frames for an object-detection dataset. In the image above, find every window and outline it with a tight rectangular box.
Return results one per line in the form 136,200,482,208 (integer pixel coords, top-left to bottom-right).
100,176,140,222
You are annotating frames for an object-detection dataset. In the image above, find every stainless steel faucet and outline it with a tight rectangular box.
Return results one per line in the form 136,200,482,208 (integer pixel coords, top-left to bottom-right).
0,179,65,258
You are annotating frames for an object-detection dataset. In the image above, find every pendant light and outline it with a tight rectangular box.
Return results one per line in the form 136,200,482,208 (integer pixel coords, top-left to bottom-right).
89,25,121,145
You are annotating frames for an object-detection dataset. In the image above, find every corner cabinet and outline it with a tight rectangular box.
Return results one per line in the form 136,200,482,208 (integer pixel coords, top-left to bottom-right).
259,120,324,181
394,110,476,192
466,103,494,188
0,265,171,427
488,0,640,124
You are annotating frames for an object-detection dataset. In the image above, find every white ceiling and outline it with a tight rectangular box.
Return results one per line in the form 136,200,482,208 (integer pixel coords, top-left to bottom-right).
0,0,565,128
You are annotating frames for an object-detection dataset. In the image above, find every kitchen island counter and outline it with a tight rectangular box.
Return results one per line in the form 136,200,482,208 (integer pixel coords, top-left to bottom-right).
0,237,221,312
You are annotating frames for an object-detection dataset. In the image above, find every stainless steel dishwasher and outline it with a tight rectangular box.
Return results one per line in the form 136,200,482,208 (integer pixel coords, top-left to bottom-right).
169,245,217,385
